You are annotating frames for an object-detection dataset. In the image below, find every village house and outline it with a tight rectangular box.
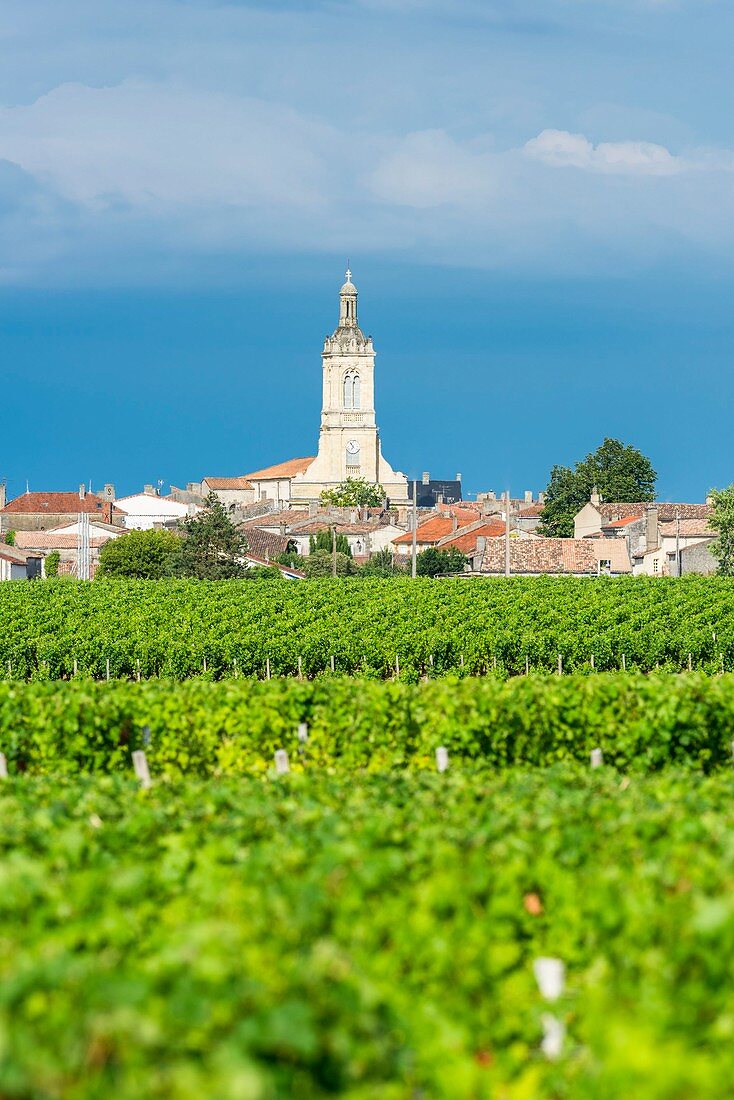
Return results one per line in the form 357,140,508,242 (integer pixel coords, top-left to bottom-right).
392,507,482,557
113,486,196,530
469,537,632,577
12,531,114,577
0,485,123,534
0,543,43,580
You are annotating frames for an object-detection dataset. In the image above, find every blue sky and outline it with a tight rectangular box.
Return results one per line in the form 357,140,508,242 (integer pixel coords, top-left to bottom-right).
1,0,732,502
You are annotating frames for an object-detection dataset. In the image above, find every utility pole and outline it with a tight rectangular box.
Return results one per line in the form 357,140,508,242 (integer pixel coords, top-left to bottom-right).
504,490,511,578
331,525,337,577
675,508,681,578
411,478,418,578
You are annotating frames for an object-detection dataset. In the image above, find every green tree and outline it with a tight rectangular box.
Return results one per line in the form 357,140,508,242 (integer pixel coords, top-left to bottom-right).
44,550,60,578
179,493,247,579
309,529,352,557
360,547,405,577
320,478,385,508
539,438,657,537
4,530,15,546
97,529,182,579
303,549,356,577
416,547,467,577
708,485,734,576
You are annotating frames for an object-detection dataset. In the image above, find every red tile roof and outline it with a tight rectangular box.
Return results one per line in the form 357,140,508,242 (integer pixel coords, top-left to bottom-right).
516,504,545,517
13,532,111,550
438,520,507,554
477,538,602,575
1,492,123,516
244,457,315,481
598,502,712,523
659,518,715,538
202,476,254,491
241,527,292,560
604,515,641,528
393,510,480,546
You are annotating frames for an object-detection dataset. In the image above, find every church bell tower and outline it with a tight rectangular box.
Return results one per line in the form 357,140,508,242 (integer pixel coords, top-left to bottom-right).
289,270,408,505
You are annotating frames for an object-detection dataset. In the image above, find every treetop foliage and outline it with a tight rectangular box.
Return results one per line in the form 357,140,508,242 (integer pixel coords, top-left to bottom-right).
539,437,657,537
320,478,385,508
709,485,734,576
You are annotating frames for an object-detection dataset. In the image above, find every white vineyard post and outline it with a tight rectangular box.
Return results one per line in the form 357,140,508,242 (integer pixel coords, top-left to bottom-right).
533,957,566,1060
590,653,595,670
492,655,497,672
73,658,78,677
330,655,335,674
297,722,308,744
429,653,434,670
436,746,449,773
0,752,7,779
460,654,465,669
621,654,626,672
203,656,208,674
525,655,530,676
395,654,400,678
233,657,238,679
590,748,603,768
132,750,152,789
266,658,271,681
298,656,303,680
275,749,290,775
6,660,10,679
136,659,141,683
688,653,693,672
106,658,110,681
721,652,725,674
557,654,562,676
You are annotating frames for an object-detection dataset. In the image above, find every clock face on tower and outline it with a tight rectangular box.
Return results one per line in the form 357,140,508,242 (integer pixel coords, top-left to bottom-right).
346,440,360,455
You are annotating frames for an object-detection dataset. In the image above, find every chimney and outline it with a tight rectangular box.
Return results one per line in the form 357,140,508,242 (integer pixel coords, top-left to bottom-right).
645,505,659,553
451,514,458,533
0,483,5,510
488,490,496,501
143,484,156,496
590,486,601,507
538,491,546,505
79,483,86,500
308,500,318,518
706,494,714,506
103,483,115,502
422,471,430,485
102,501,112,525
524,490,533,504
456,472,462,482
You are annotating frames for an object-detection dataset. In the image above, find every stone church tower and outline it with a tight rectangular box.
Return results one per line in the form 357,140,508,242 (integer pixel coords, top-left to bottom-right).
290,272,409,505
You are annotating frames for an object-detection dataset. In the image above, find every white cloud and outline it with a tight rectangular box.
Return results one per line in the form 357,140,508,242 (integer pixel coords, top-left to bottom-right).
369,130,496,208
523,129,686,175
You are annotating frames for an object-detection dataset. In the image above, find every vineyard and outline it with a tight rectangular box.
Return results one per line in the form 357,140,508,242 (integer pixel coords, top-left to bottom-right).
1,674,734,775
4,578,734,1096
2,767,734,1098
1,575,734,679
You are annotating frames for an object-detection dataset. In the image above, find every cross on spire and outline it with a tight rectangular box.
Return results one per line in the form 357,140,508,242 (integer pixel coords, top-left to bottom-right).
345,266,352,283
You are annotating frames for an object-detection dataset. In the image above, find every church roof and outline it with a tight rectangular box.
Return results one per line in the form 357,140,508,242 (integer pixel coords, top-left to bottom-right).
202,476,254,491
243,457,315,481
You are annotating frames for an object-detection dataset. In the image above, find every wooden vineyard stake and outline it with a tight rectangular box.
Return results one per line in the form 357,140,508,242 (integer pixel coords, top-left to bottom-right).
330,655,335,673
688,653,693,672
0,752,7,779
266,658,271,681
730,740,734,765
106,658,110,681
297,722,308,743
297,656,303,680
429,653,434,669
590,748,603,768
203,656,208,674
436,746,449,773
590,653,595,670
275,749,290,775
6,661,10,679
460,654,465,669
525,655,530,676
557,654,562,676
132,750,152,789
233,657,238,679
136,659,141,683
721,652,725,674
73,658,78,677
621,654,626,671
395,654,400,677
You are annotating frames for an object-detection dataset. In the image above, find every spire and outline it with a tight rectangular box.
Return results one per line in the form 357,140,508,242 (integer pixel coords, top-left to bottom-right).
339,267,358,328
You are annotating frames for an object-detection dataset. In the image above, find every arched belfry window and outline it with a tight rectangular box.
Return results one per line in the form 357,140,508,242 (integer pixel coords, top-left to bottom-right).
343,371,361,410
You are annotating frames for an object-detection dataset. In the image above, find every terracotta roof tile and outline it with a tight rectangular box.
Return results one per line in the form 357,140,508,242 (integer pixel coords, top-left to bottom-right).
438,520,507,554
13,532,111,550
598,502,712,522
393,510,480,547
477,538,602,575
244,457,315,481
659,518,715,538
1,492,123,516
202,476,254,491
241,528,291,559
